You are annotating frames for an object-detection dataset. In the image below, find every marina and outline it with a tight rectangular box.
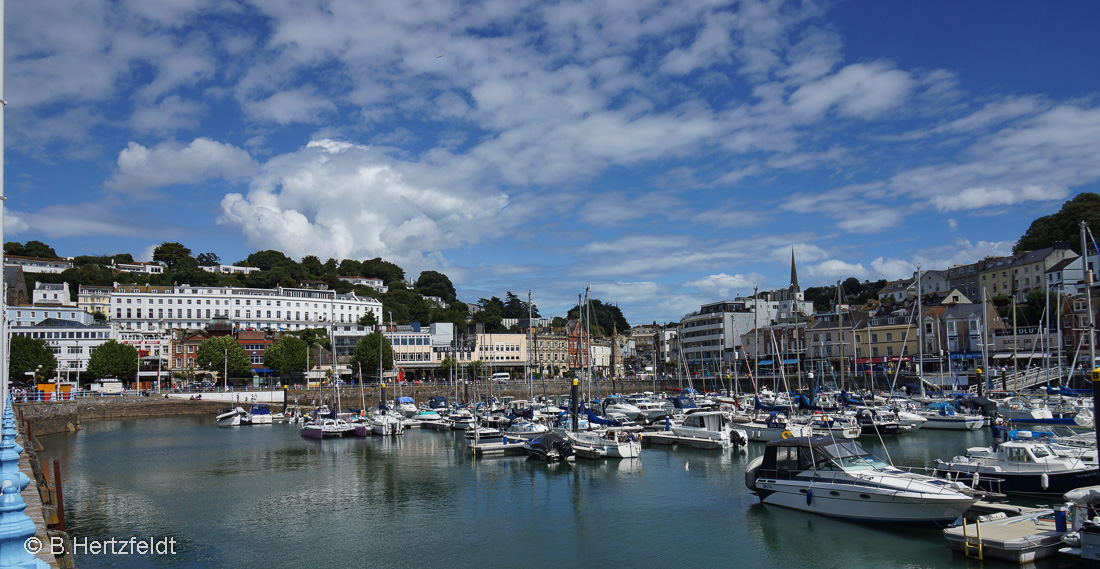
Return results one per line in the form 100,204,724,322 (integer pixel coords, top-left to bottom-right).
37,412,1087,569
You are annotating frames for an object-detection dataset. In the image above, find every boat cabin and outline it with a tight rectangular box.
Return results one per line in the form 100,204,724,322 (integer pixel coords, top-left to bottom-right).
426,396,449,410
680,412,730,432
759,437,888,478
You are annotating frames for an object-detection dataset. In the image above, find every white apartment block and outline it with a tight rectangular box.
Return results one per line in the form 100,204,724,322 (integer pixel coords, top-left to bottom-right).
8,306,97,327
338,276,388,293
201,264,262,275
110,284,383,333
112,261,165,275
33,282,76,307
4,255,73,274
10,320,112,380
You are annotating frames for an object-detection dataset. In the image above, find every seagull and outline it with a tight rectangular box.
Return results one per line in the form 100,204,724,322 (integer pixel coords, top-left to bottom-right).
436,54,444,58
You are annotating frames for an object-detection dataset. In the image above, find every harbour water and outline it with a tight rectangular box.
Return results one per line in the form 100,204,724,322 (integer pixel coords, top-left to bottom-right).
39,418,1077,569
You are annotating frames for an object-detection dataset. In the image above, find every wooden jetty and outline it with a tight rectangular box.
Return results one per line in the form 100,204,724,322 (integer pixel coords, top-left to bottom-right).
943,502,1063,564
468,438,528,456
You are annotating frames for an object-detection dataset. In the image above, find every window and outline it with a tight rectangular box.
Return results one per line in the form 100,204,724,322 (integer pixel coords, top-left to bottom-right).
885,333,892,342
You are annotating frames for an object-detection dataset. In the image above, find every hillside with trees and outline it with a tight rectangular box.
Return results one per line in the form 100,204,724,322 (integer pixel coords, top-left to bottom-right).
1015,192,1100,253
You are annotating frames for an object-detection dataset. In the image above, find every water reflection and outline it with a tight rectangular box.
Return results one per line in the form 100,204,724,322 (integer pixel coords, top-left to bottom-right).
36,418,1083,569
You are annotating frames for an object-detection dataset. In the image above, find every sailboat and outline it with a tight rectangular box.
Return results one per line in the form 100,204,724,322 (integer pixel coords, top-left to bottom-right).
557,288,642,459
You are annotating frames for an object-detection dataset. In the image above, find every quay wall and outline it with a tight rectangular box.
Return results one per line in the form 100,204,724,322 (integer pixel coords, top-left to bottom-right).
16,399,230,437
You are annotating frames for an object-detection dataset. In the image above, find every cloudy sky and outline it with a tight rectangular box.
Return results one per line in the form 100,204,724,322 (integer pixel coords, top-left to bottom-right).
5,0,1100,324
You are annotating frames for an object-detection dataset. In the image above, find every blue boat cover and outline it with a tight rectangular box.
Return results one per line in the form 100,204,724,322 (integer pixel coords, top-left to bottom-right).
396,396,414,403
586,409,622,426
797,395,838,413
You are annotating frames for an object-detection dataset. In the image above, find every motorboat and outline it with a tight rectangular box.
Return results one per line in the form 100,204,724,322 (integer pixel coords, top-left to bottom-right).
524,432,575,461
410,409,443,423
852,408,899,436
743,411,814,443
746,436,982,525
502,419,550,440
216,407,245,427
671,411,748,447
464,425,502,440
601,396,643,421
300,417,356,439
243,403,273,425
933,439,1100,495
629,397,670,423
392,396,418,418
802,413,861,439
918,403,985,430
370,411,406,436
996,396,1055,422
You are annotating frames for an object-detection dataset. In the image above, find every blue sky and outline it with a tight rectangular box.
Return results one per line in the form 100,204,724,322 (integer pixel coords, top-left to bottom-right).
5,0,1100,325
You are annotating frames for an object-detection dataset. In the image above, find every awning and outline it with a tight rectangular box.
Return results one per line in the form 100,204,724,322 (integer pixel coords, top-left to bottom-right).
992,353,1013,359
758,360,774,365
781,358,799,364
886,356,913,362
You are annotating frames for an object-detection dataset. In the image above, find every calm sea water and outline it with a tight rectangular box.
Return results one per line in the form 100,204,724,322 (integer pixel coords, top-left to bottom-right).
38,418,1076,569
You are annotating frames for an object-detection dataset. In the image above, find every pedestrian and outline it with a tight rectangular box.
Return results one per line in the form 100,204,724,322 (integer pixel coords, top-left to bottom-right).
991,417,1007,450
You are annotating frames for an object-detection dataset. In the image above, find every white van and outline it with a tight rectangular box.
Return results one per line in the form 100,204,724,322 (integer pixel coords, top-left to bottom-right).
491,372,510,383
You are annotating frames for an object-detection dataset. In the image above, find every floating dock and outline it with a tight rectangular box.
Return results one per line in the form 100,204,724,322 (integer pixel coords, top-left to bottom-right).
468,439,529,456
943,502,1063,564
640,431,730,450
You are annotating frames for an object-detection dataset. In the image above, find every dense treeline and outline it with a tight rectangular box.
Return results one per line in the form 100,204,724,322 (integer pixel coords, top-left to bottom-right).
1015,192,1100,254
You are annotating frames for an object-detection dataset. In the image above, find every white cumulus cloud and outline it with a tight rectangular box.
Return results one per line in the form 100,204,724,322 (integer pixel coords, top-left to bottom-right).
107,138,259,193
218,139,509,269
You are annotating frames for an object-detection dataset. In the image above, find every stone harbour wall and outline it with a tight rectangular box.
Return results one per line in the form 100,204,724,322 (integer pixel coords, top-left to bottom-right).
16,398,231,437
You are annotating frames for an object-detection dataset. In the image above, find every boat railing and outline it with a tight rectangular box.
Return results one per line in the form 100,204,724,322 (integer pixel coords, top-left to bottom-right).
761,466,998,497
917,465,1006,495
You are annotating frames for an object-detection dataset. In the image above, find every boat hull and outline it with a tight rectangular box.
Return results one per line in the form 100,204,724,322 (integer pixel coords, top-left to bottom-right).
920,416,985,430
753,479,976,526
935,466,1100,495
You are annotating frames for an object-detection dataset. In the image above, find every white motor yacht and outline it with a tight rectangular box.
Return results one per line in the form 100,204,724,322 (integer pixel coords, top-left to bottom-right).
671,411,748,447
746,436,982,525
392,397,418,418
933,439,1100,495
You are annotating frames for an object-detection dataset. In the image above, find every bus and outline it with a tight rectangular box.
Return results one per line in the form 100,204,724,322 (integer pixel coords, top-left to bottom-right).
491,372,510,384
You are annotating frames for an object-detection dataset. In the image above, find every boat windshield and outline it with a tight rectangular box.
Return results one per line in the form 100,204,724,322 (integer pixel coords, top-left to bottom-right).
1031,446,1051,459
820,442,890,471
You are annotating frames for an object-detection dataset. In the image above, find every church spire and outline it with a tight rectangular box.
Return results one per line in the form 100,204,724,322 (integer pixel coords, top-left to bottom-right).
789,247,800,293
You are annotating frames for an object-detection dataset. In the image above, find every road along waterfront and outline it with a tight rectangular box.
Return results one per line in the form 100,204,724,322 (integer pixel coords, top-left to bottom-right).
38,416,1080,569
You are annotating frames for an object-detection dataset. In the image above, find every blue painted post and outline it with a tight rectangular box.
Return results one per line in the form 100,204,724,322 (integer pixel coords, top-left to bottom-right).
0,396,50,568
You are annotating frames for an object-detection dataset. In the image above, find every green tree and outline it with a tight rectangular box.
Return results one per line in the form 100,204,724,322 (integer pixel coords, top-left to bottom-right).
9,336,57,383
471,296,506,332
1016,192,1100,253
86,340,138,380
245,250,292,271
301,255,325,277
566,298,629,336
358,312,378,327
196,336,252,380
263,336,313,381
350,333,394,380
153,242,194,271
360,257,405,286
503,291,539,318
415,270,457,302
196,252,221,266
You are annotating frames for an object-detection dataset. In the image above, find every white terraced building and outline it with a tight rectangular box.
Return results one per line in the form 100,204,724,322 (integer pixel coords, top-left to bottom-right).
110,284,383,332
